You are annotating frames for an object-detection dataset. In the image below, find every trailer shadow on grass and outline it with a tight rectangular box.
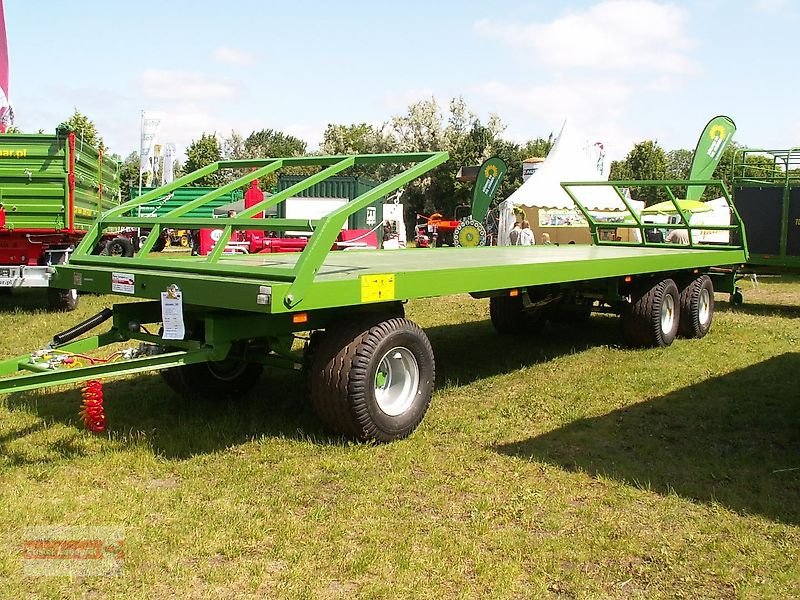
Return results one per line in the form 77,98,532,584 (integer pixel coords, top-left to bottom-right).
1,368,326,462
428,314,623,388
494,352,800,525
719,300,800,320
1,316,623,461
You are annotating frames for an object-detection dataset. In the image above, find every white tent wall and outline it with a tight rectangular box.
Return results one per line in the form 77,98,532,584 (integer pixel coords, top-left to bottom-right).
506,121,623,212
502,121,643,245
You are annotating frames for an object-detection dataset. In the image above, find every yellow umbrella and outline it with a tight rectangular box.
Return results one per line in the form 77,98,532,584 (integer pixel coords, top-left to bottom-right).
642,200,713,215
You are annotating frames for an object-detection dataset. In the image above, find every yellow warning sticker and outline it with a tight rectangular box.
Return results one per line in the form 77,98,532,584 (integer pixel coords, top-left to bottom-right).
360,274,395,303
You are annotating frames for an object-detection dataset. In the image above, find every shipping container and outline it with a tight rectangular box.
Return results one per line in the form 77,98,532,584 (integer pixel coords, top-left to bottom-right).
276,176,385,230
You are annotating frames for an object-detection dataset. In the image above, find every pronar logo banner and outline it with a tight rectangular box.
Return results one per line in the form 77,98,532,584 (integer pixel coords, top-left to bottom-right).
471,157,508,222
686,115,736,200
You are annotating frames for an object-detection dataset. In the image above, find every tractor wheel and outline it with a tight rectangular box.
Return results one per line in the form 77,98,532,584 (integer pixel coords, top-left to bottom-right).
453,218,487,247
678,275,714,338
100,237,134,257
46,251,79,312
309,315,435,442
489,294,546,335
160,345,264,401
180,234,190,248
621,278,680,348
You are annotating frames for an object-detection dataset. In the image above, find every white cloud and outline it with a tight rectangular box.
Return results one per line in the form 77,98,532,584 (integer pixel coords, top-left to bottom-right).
213,46,256,66
473,79,636,160
282,122,327,151
474,0,697,75
140,70,238,100
754,0,790,14
381,88,436,113
475,79,630,124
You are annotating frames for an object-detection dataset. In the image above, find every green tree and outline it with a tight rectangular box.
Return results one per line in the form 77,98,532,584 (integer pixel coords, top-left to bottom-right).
321,122,398,180
244,129,306,158
118,151,140,202
666,148,692,180
57,108,102,148
184,133,224,187
613,140,667,205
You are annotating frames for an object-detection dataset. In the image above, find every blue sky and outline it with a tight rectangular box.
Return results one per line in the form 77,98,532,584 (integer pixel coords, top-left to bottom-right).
5,0,799,161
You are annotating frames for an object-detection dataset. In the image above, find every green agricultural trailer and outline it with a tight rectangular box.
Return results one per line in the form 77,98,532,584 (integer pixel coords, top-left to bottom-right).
0,131,123,310
0,152,748,441
732,147,800,272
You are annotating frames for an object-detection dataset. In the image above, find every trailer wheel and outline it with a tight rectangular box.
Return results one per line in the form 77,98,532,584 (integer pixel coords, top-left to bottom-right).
46,252,79,312
310,316,434,442
160,347,264,400
678,275,714,338
101,237,134,258
490,294,546,335
621,278,680,348
47,287,79,312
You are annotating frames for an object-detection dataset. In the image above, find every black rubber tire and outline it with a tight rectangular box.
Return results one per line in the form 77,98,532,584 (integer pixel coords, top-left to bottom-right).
47,287,79,312
159,348,264,401
100,237,134,257
730,287,744,307
0,288,11,296
309,316,435,442
489,294,546,335
45,251,79,312
621,278,680,348
678,275,714,338
153,236,167,253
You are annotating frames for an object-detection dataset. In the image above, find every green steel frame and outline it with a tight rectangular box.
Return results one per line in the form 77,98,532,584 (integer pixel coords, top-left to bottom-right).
732,147,800,270
561,179,748,251
0,155,750,397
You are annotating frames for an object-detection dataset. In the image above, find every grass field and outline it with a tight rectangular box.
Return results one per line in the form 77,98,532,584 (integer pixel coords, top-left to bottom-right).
0,275,798,598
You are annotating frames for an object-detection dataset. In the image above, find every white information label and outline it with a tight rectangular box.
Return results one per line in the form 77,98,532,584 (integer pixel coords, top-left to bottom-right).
160,289,185,340
111,272,135,294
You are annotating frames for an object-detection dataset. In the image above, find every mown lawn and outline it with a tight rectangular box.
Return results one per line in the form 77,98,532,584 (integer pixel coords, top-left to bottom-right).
0,275,798,598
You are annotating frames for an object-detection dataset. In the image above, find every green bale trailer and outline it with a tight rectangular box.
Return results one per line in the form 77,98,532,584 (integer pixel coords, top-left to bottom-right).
732,147,800,273
0,153,748,441
0,131,122,310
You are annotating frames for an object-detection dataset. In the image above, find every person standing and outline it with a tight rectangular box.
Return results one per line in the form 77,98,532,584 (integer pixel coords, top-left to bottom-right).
519,220,535,245
509,221,522,245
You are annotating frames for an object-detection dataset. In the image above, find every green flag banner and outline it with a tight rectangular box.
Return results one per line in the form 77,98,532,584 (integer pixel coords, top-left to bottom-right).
686,115,736,201
471,156,508,223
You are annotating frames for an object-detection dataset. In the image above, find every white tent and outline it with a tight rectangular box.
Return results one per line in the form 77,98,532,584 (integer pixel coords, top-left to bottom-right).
507,121,628,212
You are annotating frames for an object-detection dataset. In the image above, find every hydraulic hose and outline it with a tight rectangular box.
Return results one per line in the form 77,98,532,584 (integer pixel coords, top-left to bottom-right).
52,308,114,347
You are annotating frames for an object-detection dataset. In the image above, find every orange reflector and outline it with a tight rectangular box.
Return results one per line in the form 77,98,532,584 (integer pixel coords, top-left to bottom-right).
624,276,633,283
509,289,519,297
292,312,308,324
693,269,699,274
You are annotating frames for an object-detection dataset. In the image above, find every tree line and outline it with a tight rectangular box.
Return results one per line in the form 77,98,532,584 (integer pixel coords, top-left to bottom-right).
56,104,782,217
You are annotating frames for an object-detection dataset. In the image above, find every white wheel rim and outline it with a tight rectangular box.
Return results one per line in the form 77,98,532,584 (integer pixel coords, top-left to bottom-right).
374,346,419,417
698,288,711,325
661,293,675,334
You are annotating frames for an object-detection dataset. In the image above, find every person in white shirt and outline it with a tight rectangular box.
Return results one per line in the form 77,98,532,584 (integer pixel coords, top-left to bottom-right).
518,220,535,245
666,228,690,244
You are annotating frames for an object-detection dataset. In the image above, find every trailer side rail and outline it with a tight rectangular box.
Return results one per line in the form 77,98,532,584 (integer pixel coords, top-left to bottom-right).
561,179,748,257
